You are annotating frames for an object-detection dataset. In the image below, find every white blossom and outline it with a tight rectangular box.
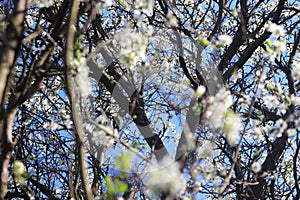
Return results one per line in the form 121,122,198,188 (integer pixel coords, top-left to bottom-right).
206,88,233,129
43,121,59,131
291,94,300,105
42,99,51,111
199,140,214,157
253,126,262,135
90,126,117,147
105,0,113,6
33,0,54,8
25,15,34,27
286,129,296,137
13,161,25,176
195,85,206,98
224,111,241,146
273,40,286,52
55,189,62,195
262,94,281,109
143,0,154,16
190,163,200,179
267,23,285,37
167,13,178,26
74,58,92,98
293,62,300,80
276,118,287,137
113,29,148,68
218,34,233,46
146,157,185,196
251,162,262,173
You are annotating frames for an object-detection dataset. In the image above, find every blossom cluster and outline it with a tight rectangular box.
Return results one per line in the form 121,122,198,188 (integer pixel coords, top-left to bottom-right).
204,88,241,146
145,157,185,197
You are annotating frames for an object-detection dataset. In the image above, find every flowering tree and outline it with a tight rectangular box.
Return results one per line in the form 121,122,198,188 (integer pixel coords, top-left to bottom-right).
0,0,299,199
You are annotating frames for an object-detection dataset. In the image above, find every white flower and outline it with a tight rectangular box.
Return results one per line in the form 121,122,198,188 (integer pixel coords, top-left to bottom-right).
286,129,296,137
262,94,280,109
13,161,25,176
91,126,117,147
105,0,113,6
218,34,233,46
146,157,185,196
190,163,200,179
267,23,285,37
55,189,62,195
293,62,300,80
291,94,300,105
199,141,214,157
42,99,51,111
25,15,34,27
206,88,233,129
224,111,241,146
50,122,59,130
33,0,54,8
276,118,287,137
143,0,154,16
195,85,206,98
251,162,262,173
75,58,92,97
253,127,262,135
43,121,59,131
223,21,230,28
133,10,141,17
167,13,178,26
114,29,148,67
264,51,277,61
273,40,286,52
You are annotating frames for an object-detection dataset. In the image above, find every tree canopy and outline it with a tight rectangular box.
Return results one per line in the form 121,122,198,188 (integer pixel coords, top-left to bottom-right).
0,0,300,199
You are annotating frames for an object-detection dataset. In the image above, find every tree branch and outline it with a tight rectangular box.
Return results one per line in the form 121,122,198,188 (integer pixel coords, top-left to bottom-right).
0,0,27,198
65,0,93,199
